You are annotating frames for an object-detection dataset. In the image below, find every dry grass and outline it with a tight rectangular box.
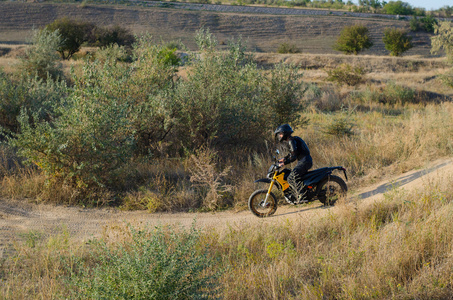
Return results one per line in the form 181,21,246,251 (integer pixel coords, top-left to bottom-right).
302,102,453,188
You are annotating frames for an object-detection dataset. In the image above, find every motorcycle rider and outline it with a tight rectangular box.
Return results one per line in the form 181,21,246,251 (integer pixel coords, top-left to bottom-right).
274,124,312,201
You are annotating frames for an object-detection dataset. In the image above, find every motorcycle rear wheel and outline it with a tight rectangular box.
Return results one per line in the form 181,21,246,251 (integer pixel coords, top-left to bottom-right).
248,189,277,218
317,175,347,206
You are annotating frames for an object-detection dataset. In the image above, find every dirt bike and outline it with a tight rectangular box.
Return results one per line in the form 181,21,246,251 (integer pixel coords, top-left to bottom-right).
248,151,348,217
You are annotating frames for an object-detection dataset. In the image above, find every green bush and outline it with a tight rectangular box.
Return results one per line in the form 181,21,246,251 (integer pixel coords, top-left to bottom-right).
277,42,300,54
383,1,414,15
420,15,438,33
411,15,438,33
439,6,453,18
326,63,365,86
19,28,63,80
333,24,373,55
69,224,221,299
95,44,130,63
171,33,268,152
171,30,305,153
431,22,453,87
380,82,415,105
265,63,305,127
94,25,136,48
0,71,67,134
46,17,95,59
409,16,421,31
10,60,135,194
128,35,181,155
431,21,453,64
383,27,413,56
322,115,355,136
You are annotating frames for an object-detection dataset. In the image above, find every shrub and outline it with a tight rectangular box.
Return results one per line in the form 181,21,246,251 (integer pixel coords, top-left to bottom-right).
379,82,415,104
171,32,305,153
420,15,438,33
69,224,221,299
9,60,136,196
187,147,232,211
46,18,95,59
128,35,181,155
19,28,63,80
333,24,373,55
383,0,414,15
326,63,365,86
322,114,355,136
8,30,306,204
431,21,453,64
171,30,273,152
265,63,305,128
95,43,129,63
383,27,413,56
439,5,453,18
277,42,300,53
409,16,421,31
94,25,135,48
0,71,67,135
410,16,438,33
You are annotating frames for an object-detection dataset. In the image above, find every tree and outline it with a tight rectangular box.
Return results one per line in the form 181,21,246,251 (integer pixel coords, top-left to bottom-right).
431,21,453,87
440,6,453,18
384,1,414,15
94,25,136,48
383,28,413,56
359,0,382,9
46,18,95,59
431,21,453,63
333,25,373,55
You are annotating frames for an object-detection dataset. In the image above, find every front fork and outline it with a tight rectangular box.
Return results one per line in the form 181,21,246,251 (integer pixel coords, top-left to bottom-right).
262,173,277,207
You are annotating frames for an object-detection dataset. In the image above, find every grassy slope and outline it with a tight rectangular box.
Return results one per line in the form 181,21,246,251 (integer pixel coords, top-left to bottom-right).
0,2,434,55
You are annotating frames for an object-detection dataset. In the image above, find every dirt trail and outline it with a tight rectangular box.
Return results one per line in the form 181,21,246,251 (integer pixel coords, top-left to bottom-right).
1,158,452,257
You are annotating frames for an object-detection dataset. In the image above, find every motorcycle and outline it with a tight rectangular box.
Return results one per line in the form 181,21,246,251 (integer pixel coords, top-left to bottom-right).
248,151,348,217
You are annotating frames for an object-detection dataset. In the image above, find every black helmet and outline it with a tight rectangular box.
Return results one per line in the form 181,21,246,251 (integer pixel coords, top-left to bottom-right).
274,124,294,142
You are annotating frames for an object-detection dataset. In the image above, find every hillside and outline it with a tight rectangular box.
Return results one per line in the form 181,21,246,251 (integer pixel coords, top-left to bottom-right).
0,1,435,55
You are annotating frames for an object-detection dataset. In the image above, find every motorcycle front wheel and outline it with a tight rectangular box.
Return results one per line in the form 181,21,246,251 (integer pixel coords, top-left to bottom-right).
248,189,277,218
317,175,347,206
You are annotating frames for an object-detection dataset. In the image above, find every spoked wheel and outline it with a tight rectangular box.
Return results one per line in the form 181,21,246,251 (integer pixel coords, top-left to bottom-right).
248,189,277,218
317,175,347,206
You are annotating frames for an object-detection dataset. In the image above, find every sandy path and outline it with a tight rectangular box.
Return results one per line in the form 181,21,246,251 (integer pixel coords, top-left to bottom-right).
1,158,452,257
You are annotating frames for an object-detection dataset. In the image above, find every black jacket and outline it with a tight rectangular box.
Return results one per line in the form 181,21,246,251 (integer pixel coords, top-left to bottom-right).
283,136,311,165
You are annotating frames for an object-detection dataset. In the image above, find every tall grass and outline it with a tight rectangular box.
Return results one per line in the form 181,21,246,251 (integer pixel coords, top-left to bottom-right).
305,102,453,181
